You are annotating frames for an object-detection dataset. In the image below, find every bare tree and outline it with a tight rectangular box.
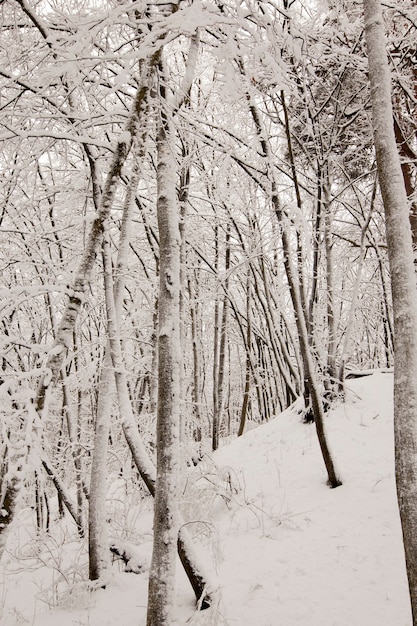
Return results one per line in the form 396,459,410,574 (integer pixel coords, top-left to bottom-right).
146,57,181,625
363,0,417,621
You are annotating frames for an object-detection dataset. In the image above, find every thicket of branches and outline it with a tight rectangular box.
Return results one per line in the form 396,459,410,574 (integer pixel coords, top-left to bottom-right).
0,0,416,620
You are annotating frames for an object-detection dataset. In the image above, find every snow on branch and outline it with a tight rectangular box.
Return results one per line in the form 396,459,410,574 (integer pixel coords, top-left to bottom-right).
109,539,146,574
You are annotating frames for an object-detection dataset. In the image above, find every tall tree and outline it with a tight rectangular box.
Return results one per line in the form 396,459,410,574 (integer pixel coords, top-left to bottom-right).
146,57,181,625
363,0,417,621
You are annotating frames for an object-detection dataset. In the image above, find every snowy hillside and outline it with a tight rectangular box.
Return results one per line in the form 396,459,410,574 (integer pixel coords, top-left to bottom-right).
210,370,410,626
0,371,411,625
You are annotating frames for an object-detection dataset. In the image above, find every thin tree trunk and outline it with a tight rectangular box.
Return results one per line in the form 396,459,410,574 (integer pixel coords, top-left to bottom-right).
41,455,81,530
61,377,84,533
247,94,341,487
308,164,323,338
189,274,202,443
88,346,113,582
339,181,376,386
238,269,252,437
89,135,144,580
0,451,24,560
376,251,394,363
323,182,338,395
212,223,221,451
35,51,160,416
254,251,300,400
393,116,417,254
364,1,417,621
178,140,191,450
94,99,213,625
216,225,230,442
281,90,307,314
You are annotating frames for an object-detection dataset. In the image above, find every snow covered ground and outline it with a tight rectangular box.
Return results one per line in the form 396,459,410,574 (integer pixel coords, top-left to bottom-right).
0,371,412,625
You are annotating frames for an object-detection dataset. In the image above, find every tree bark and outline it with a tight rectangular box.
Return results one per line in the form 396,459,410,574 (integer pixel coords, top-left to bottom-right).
363,1,417,621
323,182,338,395
212,224,221,451
0,454,24,560
146,73,181,626
188,274,203,443
89,138,142,582
88,347,112,582
212,224,230,449
393,116,417,254
238,269,252,437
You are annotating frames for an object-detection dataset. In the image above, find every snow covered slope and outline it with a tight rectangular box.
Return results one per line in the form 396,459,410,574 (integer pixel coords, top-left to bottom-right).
0,371,411,625
207,370,410,625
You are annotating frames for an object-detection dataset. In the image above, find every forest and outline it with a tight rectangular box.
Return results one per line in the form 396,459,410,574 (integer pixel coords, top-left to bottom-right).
1,0,417,624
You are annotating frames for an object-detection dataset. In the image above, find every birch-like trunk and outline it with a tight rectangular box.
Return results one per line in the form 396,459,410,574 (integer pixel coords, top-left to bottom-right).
146,82,181,626
363,1,417,621
88,347,112,582
35,51,159,416
89,142,142,582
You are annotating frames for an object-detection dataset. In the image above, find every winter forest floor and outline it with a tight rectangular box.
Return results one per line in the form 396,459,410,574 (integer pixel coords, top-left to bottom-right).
0,371,412,625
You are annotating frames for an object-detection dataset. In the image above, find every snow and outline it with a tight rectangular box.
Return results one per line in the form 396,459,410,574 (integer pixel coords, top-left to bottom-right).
0,371,411,625
109,539,146,574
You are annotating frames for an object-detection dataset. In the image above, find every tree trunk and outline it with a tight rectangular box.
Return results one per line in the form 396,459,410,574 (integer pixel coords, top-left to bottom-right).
212,226,230,450
34,50,159,416
393,116,417,255
212,224,221,451
146,73,181,626
98,142,213,617
339,182,376,387
363,1,417,621
0,453,24,560
88,346,112,582
323,182,338,395
247,92,341,487
189,274,203,443
88,112,144,581
41,455,81,529
238,269,252,437
61,376,84,533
